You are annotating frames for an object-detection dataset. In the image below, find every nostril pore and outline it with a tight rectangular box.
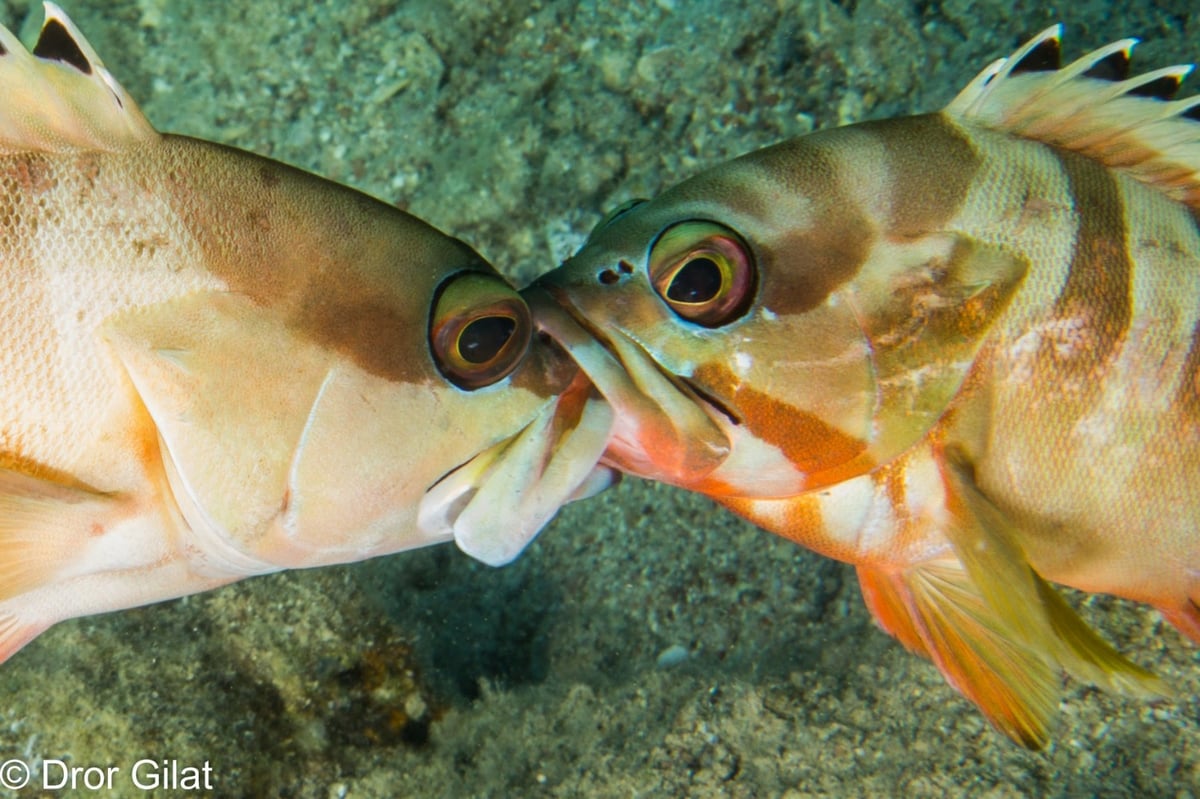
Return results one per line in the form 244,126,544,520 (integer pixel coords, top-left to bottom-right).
599,261,634,285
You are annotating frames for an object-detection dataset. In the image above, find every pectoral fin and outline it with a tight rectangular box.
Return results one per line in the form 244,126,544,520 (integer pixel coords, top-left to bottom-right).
940,449,1167,700
103,292,333,548
858,446,1166,749
856,557,1060,748
854,237,1028,466
0,467,126,601
0,466,122,662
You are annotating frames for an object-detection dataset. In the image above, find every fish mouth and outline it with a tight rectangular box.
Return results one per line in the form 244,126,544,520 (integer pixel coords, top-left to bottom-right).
679,376,741,427
523,284,731,487
418,369,616,566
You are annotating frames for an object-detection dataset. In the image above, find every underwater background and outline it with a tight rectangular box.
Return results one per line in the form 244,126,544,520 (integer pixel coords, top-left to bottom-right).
1,0,1198,795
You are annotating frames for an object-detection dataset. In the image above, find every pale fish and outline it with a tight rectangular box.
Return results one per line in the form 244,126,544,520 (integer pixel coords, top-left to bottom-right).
530,27,1200,747
0,5,614,665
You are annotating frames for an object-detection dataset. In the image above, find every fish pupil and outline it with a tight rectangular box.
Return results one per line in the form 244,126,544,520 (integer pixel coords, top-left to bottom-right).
667,257,722,304
459,316,515,364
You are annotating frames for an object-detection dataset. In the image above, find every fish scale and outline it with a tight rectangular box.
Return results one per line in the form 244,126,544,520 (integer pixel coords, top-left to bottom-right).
3,146,221,489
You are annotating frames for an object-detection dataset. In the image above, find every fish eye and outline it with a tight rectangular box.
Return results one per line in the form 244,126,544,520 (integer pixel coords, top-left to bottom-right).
456,316,517,364
648,220,757,327
665,256,723,304
429,272,533,390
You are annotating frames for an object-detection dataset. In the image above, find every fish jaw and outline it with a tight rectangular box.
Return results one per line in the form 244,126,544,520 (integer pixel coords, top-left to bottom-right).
419,370,618,566
524,284,731,487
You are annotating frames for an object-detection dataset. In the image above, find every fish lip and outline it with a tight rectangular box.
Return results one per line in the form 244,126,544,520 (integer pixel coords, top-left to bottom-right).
528,282,738,425
526,281,735,484
529,281,615,351
418,368,615,566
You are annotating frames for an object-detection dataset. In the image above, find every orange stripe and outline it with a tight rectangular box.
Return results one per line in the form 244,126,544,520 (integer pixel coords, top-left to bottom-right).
718,492,850,560
693,361,870,486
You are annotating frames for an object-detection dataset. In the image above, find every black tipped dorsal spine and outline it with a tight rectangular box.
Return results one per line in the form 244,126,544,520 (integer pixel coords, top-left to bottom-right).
33,18,92,74
1084,49,1133,82
1012,35,1061,73
1129,74,1183,100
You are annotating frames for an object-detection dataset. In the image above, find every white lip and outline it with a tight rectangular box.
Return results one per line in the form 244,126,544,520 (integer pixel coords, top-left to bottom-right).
417,379,615,567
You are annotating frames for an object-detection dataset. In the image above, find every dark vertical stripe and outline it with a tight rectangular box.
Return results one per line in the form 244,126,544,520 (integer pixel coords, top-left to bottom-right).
1048,150,1133,380
164,136,485,387
1177,208,1200,418
723,132,873,315
1176,307,1200,419
867,114,982,239
704,113,980,317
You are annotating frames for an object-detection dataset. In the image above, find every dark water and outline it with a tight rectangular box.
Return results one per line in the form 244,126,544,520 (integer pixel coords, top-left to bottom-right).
0,0,1197,796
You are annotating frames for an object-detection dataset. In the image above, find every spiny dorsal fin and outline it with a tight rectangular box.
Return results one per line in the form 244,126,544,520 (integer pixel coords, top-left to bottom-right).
945,25,1200,208
0,2,156,153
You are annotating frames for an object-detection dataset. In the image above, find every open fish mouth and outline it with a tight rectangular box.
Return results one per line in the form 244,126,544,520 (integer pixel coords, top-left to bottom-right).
523,285,731,486
417,370,616,566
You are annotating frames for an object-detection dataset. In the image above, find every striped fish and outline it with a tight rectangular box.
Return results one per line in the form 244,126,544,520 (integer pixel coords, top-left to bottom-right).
530,27,1200,747
0,5,613,665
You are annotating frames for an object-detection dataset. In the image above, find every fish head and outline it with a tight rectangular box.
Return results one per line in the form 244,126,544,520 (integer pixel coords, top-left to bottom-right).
108,167,614,572
533,124,1027,497
272,221,617,568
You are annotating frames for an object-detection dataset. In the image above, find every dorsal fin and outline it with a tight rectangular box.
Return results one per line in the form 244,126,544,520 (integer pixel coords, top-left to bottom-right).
945,25,1200,208
0,2,156,154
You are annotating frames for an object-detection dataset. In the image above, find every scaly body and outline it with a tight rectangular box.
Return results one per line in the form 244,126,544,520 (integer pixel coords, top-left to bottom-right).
532,28,1200,745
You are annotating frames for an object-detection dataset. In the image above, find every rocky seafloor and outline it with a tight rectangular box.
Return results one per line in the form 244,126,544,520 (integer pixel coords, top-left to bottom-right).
0,0,1197,796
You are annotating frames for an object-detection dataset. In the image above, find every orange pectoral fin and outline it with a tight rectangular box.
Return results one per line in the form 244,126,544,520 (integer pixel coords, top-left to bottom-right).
726,477,1064,746
720,445,1166,748
940,449,1167,702
857,559,1062,748
721,471,1062,747
855,448,1168,749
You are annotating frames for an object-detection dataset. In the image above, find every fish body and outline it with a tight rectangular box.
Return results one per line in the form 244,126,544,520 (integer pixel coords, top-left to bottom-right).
533,27,1200,745
0,5,613,663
